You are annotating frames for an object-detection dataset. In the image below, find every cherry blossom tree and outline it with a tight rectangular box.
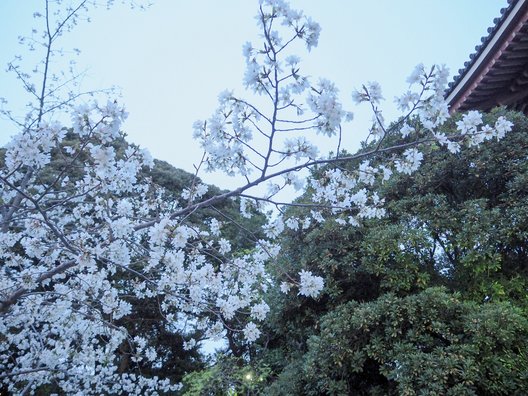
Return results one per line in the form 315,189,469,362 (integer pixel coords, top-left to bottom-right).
0,0,513,393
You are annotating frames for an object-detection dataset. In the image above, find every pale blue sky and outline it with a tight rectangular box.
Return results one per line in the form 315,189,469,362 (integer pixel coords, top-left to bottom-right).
0,1,507,189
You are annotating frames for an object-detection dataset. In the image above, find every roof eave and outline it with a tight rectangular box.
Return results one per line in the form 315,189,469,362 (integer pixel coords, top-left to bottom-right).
446,0,528,113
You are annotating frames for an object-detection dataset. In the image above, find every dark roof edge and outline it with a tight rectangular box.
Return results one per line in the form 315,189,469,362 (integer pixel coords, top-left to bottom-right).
445,0,528,112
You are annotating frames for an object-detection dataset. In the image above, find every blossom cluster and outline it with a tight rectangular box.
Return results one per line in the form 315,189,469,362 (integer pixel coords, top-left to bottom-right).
0,100,276,393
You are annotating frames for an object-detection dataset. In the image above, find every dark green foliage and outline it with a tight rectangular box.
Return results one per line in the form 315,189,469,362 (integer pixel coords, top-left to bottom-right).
384,109,528,306
181,355,271,396
251,109,528,394
305,288,528,395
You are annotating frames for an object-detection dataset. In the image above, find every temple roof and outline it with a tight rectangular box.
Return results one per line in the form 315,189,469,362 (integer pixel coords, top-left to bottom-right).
446,0,528,114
